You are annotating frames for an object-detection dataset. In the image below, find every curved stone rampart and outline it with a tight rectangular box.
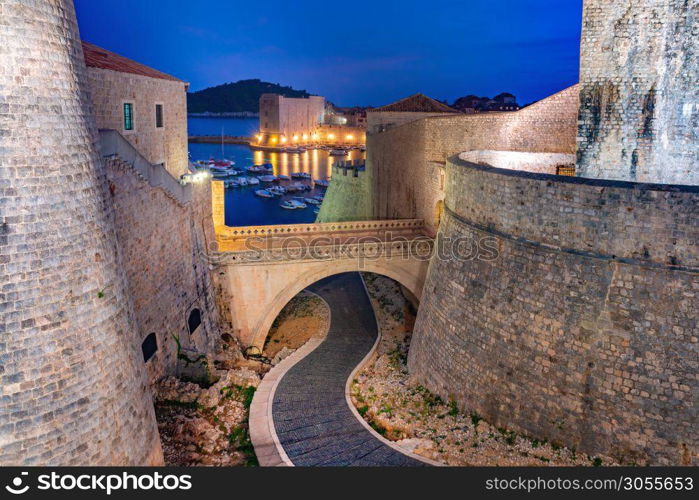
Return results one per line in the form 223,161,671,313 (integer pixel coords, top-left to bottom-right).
408,155,698,465
0,0,162,465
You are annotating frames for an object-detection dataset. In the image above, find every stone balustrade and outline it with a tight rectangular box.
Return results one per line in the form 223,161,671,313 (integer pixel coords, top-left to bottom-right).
217,218,426,240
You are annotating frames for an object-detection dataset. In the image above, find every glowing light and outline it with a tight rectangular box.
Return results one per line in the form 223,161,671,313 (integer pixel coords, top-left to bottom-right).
312,133,319,140
256,134,263,142
270,137,278,144
292,135,299,141
302,134,309,141
327,133,335,140
346,134,354,140
281,136,288,144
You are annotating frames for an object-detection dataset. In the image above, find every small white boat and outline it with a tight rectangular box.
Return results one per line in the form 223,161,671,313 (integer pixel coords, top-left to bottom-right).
313,195,324,202
258,175,277,183
224,179,239,188
262,163,274,172
283,147,303,154
255,189,273,198
314,179,330,188
304,197,321,205
268,186,286,196
280,200,298,210
329,149,348,156
247,177,260,185
237,177,249,186
277,174,291,181
313,208,320,215
290,172,311,179
247,165,265,173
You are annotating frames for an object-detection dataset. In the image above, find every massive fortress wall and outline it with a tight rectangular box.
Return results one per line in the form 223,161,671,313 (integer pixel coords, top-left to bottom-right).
0,0,162,464
368,86,580,233
320,86,579,228
405,1,698,464
408,157,698,464
103,154,219,383
316,163,371,222
577,0,699,184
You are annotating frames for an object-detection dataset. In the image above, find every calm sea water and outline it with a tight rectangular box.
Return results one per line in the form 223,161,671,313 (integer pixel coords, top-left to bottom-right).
187,117,365,227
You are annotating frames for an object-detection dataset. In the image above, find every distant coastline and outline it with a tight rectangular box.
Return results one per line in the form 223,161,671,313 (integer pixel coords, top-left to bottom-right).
188,111,259,118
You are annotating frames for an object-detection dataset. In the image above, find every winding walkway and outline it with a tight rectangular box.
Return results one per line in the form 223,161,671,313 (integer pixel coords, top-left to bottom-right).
252,272,429,466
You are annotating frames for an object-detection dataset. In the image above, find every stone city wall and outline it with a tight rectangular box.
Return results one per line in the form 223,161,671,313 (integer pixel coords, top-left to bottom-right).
86,67,189,178
577,0,699,184
459,150,575,174
0,0,162,465
408,155,699,465
316,163,372,222
103,157,219,383
368,85,580,234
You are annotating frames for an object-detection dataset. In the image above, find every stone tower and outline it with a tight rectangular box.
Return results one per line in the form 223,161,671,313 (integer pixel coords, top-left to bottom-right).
0,0,163,465
577,0,698,184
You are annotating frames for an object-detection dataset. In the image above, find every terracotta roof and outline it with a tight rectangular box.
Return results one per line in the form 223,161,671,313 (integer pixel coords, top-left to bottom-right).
82,41,184,83
371,93,460,113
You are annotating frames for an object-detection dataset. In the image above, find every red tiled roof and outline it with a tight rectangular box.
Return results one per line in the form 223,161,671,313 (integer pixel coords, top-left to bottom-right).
371,93,460,113
82,41,184,83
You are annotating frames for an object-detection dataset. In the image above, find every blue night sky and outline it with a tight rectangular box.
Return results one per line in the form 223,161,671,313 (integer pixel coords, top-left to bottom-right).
74,0,583,107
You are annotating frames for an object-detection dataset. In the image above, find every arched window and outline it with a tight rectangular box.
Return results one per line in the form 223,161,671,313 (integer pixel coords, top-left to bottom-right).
141,333,157,362
188,308,202,334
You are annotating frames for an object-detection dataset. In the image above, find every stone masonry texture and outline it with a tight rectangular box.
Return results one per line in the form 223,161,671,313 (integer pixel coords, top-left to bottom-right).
408,156,698,465
0,0,163,464
367,85,580,234
577,1,699,184
86,67,189,178
103,158,219,383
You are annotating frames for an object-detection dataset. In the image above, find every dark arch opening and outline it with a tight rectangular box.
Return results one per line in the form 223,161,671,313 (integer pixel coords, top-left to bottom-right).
188,308,201,334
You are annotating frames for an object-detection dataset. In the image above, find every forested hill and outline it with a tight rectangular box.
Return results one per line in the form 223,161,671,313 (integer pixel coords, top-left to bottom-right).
187,79,311,114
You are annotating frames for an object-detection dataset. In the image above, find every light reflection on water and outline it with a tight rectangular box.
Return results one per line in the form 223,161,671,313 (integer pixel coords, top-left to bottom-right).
188,141,365,227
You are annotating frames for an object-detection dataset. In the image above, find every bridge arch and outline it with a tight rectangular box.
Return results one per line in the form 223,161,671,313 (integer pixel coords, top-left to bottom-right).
249,260,425,350
213,218,433,349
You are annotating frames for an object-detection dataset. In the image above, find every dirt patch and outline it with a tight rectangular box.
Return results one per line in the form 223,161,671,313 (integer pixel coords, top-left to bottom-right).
352,273,618,466
263,290,330,358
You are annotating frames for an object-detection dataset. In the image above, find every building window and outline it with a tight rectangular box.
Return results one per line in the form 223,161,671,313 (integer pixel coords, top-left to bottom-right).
155,104,163,128
188,308,201,334
123,102,134,131
141,333,157,362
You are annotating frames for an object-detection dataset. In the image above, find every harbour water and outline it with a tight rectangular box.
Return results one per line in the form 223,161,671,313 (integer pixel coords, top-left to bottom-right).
187,117,365,226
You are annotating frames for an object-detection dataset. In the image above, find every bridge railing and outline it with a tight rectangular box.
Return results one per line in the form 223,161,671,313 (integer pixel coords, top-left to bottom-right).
217,219,426,240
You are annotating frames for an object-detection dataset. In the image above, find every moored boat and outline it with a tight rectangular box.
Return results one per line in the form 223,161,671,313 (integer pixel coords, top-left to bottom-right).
290,172,311,179
255,189,273,198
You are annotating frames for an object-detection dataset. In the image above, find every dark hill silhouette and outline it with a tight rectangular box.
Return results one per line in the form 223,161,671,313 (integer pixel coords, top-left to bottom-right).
187,79,311,114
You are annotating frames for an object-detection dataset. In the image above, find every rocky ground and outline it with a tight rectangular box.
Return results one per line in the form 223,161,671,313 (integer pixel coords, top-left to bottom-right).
351,273,617,466
153,290,329,466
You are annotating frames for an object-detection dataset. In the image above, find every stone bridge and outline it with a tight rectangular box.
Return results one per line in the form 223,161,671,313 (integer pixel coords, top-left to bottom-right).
210,205,434,349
